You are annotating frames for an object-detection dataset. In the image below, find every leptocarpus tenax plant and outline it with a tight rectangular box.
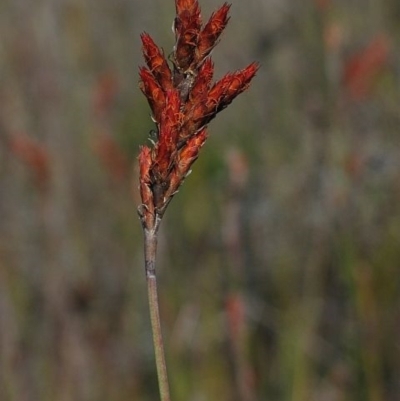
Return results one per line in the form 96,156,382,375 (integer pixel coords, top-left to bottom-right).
137,0,258,399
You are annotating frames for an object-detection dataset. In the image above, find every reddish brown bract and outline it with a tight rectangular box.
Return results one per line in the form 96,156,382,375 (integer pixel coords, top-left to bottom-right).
195,3,230,63
141,33,173,91
138,0,259,230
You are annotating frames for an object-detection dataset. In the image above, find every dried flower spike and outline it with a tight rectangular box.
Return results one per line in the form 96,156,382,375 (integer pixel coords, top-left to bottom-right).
137,2,258,401
138,0,259,232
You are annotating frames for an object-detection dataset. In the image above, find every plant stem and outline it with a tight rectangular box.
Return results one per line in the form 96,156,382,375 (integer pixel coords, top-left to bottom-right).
144,228,171,401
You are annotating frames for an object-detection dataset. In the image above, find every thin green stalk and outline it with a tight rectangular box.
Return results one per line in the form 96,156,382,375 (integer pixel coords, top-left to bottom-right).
144,228,171,401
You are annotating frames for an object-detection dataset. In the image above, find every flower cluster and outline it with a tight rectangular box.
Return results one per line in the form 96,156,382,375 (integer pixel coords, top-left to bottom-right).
138,0,259,231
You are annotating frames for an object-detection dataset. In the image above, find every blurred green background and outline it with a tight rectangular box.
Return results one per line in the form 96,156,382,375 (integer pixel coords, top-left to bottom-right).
1,0,400,400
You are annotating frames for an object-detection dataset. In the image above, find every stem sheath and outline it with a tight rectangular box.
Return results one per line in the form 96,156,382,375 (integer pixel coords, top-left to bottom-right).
144,228,171,401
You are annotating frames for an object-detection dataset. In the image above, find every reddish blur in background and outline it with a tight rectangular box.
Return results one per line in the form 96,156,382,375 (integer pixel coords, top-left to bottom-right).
1,0,400,400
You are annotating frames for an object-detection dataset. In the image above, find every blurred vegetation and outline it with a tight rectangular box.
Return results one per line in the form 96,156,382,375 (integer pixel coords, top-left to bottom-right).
1,0,400,400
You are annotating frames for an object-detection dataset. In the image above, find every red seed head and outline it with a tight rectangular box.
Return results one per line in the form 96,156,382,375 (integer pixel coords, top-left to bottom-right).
177,128,208,174
154,90,182,176
141,33,173,91
195,3,231,63
139,67,166,123
188,57,214,103
138,146,156,228
206,62,260,116
175,0,201,16
138,0,258,229
173,0,202,71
